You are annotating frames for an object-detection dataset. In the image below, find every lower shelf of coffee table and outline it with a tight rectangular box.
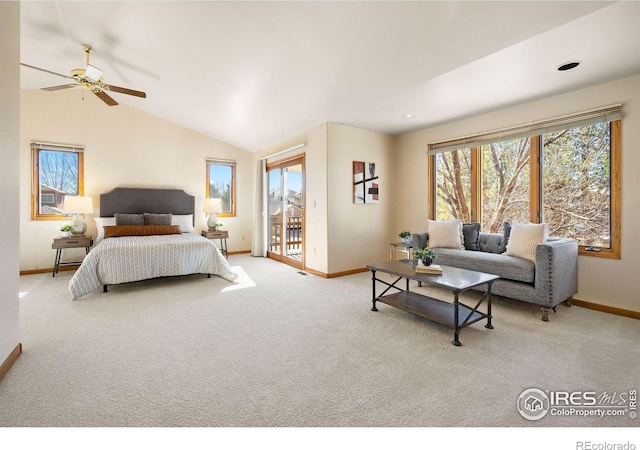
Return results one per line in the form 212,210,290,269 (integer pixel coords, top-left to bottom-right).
376,291,486,329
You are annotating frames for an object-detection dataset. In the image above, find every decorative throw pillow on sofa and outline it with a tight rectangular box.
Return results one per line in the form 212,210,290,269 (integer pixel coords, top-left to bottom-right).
426,219,464,249
500,222,512,253
505,222,547,263
462,222,481,251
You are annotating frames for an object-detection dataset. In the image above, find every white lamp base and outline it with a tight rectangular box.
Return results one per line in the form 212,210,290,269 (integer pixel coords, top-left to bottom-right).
207,213,218,231
71,214,87,235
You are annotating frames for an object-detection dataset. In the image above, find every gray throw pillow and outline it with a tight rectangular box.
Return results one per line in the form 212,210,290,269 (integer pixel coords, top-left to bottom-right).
143,213,172,225
462,222,481,251
115,213,144,226
500,222,512,253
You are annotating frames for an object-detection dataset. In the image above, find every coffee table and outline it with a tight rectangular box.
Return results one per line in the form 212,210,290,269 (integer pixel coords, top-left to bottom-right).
366,259,499,346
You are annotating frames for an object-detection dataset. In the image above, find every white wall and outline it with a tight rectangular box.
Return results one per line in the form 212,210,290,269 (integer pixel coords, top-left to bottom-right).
394,75,640,313
327,123,394,274
0,2,21,367
20,89,254,271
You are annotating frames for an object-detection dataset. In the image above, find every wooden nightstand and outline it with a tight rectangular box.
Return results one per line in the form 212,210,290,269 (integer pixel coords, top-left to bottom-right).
52,236,93,277
202,230,229,258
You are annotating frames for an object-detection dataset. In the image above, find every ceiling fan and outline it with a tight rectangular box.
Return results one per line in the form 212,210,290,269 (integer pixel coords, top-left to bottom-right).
21,44,146,106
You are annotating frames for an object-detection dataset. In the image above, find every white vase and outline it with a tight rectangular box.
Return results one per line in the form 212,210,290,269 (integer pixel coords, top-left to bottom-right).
61,231,70,238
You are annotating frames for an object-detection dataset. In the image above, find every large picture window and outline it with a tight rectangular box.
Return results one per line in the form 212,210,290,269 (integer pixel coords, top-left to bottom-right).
206,159,236,217
31,142,84,220
429,106,621,259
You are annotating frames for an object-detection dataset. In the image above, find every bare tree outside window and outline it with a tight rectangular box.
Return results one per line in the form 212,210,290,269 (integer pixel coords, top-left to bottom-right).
481,138,530,233
34,149,81,217
39,150,79,194
435,149,472,222
207,162,236,216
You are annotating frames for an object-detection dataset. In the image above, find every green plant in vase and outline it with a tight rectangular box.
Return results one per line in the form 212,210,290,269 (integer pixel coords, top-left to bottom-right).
398,230,412,246
413,248,437,266
58,223,74,238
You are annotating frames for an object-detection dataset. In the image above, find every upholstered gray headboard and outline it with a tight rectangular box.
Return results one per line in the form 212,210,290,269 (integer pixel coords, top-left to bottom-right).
100,187,195,222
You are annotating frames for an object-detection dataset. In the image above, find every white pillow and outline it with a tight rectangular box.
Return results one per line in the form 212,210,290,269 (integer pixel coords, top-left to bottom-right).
94,216,116,242
505,223,547,263
426,219,464,249
172,214,194,233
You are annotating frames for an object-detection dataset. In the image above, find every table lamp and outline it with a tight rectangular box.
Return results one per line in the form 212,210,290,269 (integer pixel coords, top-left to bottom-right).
203,198,223,231
62,195,94,235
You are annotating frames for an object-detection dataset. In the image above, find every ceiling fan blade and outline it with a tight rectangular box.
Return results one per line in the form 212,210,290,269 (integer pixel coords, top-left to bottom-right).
93,90,119,106
107,84,147,98
42,84,78,92
20,63,74,80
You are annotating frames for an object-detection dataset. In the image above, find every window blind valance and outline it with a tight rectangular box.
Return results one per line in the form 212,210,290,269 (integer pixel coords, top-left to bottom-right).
206,158,236,166
31,142,84,153
261,143,306,161
427,104,622,155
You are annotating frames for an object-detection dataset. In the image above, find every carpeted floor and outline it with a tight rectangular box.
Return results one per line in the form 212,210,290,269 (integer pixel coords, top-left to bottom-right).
1,254,638,429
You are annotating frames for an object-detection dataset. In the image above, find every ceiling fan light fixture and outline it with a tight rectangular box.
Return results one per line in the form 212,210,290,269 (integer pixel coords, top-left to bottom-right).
84,64,103,81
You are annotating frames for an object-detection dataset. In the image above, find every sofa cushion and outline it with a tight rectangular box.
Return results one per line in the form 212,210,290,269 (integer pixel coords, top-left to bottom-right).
432,248,535,283
478,232,503,254
462,222,481,251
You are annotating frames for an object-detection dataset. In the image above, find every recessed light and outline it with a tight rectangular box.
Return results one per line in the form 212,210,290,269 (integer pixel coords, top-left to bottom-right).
403,114,415,119
557,61,580,71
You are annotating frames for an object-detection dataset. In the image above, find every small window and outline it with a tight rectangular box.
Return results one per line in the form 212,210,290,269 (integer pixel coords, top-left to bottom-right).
206,159,236,217
31,143,84,220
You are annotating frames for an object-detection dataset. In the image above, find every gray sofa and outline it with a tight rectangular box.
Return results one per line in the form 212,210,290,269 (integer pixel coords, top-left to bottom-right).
412,228,578,321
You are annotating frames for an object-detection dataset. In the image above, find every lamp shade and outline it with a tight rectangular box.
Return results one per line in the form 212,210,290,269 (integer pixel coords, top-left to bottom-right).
203,198,223,213
62,196,94,214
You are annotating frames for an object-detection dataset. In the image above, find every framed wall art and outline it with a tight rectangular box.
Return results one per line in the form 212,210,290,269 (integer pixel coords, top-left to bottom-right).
353,161,379,204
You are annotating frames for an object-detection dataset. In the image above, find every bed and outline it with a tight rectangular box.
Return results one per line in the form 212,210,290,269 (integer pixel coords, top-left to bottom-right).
69,187,237,300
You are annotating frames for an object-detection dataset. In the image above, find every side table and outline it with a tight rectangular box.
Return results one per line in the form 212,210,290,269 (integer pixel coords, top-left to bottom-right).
52,236,93,277
202,230,229,258
390,242,412,261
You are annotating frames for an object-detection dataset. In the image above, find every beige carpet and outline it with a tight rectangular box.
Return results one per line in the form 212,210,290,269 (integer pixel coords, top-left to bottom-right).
2,255,639,433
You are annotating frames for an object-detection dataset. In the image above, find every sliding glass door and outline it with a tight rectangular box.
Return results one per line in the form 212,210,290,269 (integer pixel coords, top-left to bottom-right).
267,156,305,269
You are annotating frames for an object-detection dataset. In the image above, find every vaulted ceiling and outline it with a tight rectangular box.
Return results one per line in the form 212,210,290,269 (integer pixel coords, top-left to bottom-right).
20,1,640,152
